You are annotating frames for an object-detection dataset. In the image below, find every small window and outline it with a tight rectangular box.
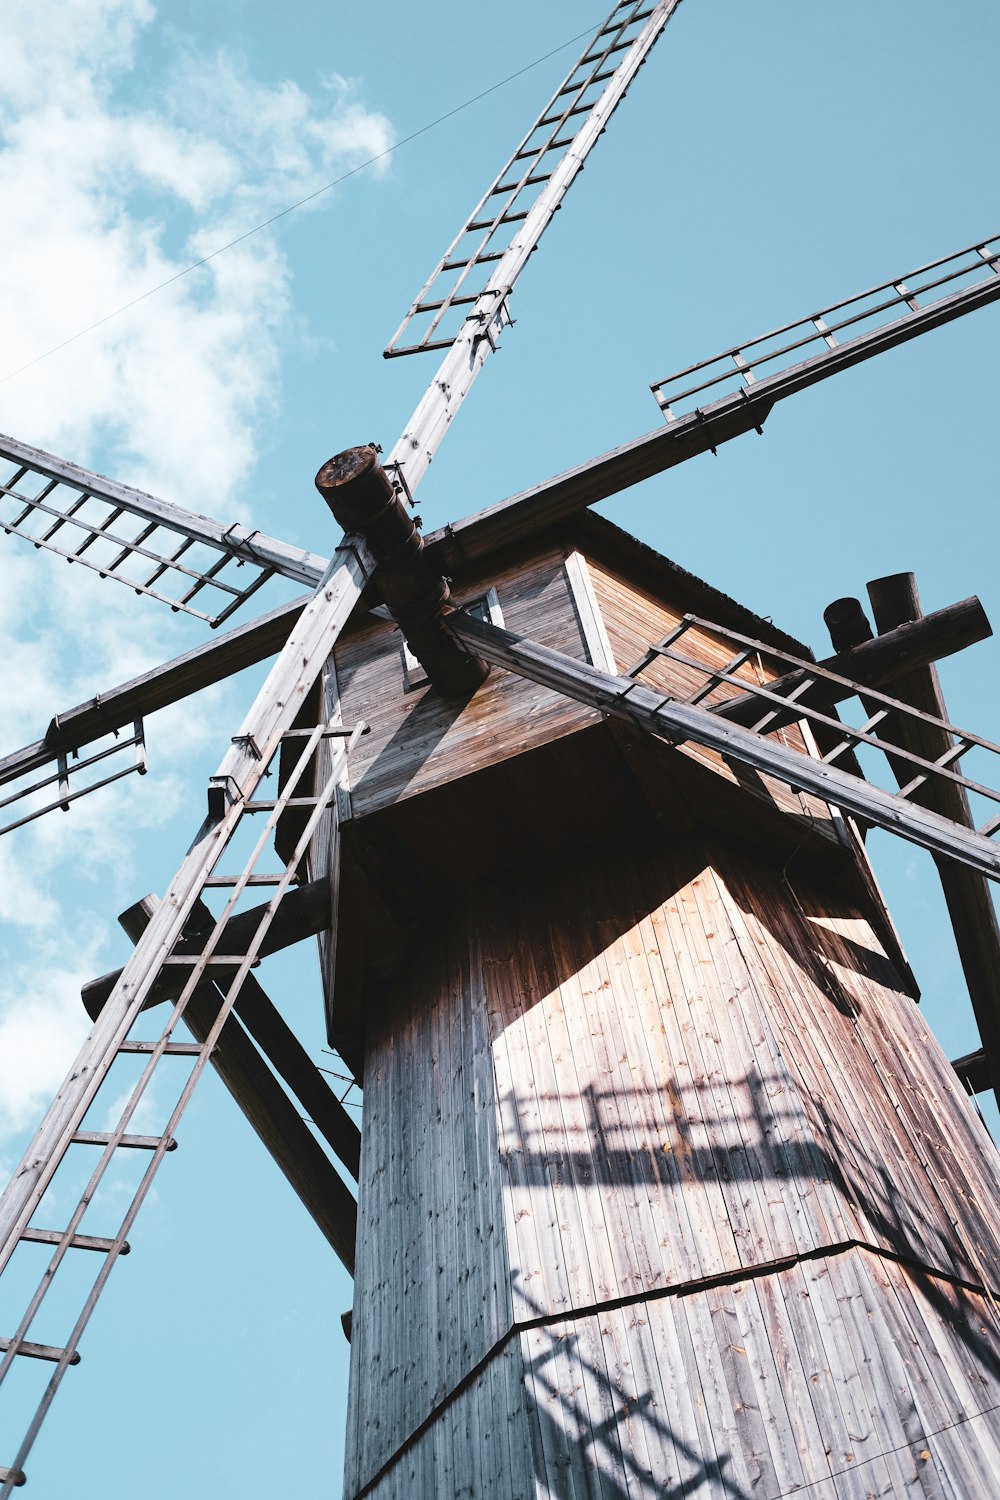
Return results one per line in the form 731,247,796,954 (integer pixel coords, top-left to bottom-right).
400,588,504,691
462,587,504,629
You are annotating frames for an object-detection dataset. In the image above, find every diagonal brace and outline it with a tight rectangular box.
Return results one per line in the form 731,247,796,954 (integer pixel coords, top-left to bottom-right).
444,611,1000,884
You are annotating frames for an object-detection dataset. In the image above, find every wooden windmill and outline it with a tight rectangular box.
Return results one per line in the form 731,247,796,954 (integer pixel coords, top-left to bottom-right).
2,2,1000,1494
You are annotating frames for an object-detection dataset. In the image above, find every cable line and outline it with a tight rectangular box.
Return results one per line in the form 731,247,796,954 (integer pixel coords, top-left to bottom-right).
0,21,600,388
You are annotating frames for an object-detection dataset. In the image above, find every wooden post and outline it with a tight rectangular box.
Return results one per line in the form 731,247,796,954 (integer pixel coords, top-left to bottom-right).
865,572,1000,1118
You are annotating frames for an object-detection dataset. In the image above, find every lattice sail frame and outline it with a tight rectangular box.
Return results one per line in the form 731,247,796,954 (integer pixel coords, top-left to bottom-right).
628,614,1000,844
650,233,1000,419
385,0,683,358
0,433,326,627
0,720,147,837
0,712,367,1493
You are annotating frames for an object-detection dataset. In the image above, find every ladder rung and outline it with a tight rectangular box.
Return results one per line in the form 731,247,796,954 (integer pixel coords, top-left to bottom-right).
0,1466,26,1487
202,873,286,885
21,1228,130,1255
441,251,503,272
281,725,362,739
467,210,529,232
243,797,322,811
602,4,655,27
582,38,631,61
559,67,615,95
0,1336,80,1366
538,102,593,127
166,955,248,965
71,1131,176,1151
494,172,551,195
384,335,456,358
117,1040,202,1056
415,293,481,315
514,135,573,160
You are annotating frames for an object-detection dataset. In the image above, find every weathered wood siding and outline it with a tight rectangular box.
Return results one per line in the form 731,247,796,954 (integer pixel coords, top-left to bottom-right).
586,555,840,836
345,839,1000,1498
354,1251,1000,1499
332,544,600,821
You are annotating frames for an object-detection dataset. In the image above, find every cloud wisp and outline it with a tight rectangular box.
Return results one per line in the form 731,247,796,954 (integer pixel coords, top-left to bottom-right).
0,0,392,506
0,0,392,1147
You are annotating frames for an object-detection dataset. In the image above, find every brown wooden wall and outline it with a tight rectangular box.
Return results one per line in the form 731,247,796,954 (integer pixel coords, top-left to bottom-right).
330,542,838,833
344,837,1000,1498
586,555,840,839
332,543,600,822
317,535,855,1056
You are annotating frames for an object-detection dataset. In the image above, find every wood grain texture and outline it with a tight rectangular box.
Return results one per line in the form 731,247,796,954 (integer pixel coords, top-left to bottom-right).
586,555,842,839
333,544,598,821
351,1249,1000,1498
344,837,1000,1497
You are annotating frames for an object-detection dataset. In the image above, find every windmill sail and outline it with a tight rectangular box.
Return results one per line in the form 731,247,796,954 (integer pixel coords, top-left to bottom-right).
0,432,326,626
385,0,683,359
0,594,309,836
0,537,374,1494
650,232,1000,418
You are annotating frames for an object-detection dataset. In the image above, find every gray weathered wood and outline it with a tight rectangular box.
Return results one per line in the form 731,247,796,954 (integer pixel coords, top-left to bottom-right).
0,594,308,791
384,2,684,496
0,431,327,585
81,877,333,1019
563,549,617,672
421,253,1000,576
346,837,1000,1497
715,593,991,731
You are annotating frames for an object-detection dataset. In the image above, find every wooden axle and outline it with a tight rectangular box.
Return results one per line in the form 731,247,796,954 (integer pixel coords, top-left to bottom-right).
315,445,488,697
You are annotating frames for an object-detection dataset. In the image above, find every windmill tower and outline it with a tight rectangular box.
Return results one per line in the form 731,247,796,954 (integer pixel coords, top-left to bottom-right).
1,2,1000,1495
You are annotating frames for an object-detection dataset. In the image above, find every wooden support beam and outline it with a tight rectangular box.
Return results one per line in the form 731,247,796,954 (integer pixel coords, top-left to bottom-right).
121,897,356,1272
715,595,990,731
193,899,360,1179
425,260,1000,575
952,1047,991,1097
865,573,1000,1118
445,610,1000,882
0,594,308,790
424,401,774,573
231,970,361,1180
82,877,331,1020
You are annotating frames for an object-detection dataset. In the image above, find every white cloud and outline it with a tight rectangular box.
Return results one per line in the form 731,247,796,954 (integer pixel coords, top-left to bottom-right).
0,0,390,1150
0,940,101,1139
1,0,153,108
0,0,393,508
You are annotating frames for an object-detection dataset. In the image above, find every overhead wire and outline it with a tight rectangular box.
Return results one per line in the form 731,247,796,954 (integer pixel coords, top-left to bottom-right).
0,20,601,388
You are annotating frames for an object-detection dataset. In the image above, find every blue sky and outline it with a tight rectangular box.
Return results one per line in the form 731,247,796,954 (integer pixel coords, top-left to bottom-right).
0,2,999,1495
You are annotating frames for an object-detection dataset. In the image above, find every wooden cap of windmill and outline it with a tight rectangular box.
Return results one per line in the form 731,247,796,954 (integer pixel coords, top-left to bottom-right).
315,445,488,697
